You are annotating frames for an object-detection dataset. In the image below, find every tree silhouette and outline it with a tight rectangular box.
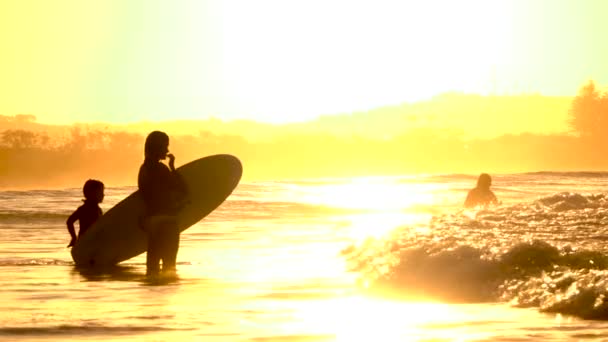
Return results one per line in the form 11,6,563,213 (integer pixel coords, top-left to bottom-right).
568,81,608,138
1,129,37,148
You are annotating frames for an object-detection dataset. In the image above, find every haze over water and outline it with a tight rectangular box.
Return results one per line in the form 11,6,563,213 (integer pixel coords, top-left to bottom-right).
3,172,608,341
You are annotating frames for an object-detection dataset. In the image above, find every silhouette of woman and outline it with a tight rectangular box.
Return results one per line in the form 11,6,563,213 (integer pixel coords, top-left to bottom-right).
138,131,188,276
464,173,498,208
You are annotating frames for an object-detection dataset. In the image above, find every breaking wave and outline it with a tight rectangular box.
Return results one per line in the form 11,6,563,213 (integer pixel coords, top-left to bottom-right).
343,192,608,319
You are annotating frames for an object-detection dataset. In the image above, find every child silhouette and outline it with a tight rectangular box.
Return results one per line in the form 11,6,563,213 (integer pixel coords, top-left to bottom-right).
67,179,104,247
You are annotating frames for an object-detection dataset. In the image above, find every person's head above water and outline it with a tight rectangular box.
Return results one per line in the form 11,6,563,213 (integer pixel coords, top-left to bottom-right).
144,131,170,160
476,173,492,189
83,179,104,203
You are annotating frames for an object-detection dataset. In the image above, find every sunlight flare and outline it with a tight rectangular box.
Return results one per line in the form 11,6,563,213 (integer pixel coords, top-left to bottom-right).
219,0,514,122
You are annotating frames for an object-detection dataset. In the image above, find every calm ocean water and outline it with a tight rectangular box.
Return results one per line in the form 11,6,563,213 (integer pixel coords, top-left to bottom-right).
3,172,608,341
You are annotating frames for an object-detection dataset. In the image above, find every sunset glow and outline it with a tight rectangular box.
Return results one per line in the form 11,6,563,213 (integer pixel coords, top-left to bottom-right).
218,0,513,121
1,0,608,125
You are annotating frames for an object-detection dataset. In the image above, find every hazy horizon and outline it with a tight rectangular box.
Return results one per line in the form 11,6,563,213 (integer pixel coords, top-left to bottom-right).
2,86,608,189
2,91,574,140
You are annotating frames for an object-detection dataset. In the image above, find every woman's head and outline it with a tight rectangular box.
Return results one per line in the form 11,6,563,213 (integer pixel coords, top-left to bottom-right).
476,173,492,189
144,131,169,160
83,179,104,203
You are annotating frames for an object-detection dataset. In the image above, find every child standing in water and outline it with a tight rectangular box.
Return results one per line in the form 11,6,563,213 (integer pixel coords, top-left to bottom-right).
66,179,104,247
138,131,188,276
464,173,498,208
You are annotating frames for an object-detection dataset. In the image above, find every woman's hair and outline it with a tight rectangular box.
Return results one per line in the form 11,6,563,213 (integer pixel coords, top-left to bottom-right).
476,173,492,188
83,179,104,201
144,131,169,160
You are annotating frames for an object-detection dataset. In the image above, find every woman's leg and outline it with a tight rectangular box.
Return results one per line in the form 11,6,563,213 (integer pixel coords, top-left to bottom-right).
146,231,162,276
143,216,167,276
160,218,179,272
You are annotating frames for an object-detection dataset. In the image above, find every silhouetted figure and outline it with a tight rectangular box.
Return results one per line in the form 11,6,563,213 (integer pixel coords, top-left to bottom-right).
67,179,104,247
464,173,498,208
138,131,188,276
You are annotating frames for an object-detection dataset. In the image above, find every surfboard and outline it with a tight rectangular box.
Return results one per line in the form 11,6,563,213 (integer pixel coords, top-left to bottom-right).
71,154,242,267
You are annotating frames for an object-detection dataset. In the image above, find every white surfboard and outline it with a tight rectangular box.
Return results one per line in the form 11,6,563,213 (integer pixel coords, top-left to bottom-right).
71,154,242,267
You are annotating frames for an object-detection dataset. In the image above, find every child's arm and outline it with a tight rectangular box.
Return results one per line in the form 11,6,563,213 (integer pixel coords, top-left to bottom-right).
66,208,80,247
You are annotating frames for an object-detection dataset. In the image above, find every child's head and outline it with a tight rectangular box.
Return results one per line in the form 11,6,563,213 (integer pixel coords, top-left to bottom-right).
144,131,170,160
476,173,492,189
83,179,104,203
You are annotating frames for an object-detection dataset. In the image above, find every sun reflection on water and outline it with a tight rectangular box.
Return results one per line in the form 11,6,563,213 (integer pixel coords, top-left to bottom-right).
345,212,432,242
303,177,438,243
178,177,489,340
290,295,495,341
304,177,437,212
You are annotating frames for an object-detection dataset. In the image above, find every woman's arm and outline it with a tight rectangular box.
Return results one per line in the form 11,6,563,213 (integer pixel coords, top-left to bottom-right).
168,154,189,197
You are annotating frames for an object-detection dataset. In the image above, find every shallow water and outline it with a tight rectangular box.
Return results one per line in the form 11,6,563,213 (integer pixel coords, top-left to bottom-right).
3,173,608,341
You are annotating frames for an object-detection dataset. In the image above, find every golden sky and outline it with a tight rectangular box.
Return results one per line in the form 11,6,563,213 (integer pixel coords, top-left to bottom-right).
1,0,607,126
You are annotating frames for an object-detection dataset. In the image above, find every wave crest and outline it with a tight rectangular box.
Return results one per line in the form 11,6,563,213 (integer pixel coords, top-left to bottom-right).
0,210,69,223
343,192,608,319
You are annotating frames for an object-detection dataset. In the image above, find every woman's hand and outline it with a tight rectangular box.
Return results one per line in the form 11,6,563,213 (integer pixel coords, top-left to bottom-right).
168,153,176,171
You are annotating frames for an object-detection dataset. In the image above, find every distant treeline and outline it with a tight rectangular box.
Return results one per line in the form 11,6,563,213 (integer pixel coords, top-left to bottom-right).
1,81,607,189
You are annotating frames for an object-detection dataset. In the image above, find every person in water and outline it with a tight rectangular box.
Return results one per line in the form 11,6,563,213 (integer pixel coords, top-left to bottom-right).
138,131,188,276
66,179,104,247
464,173,498,208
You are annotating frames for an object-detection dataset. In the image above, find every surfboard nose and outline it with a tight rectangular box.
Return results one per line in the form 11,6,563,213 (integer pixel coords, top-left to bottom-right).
217,154,243,177
204,154,243,189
